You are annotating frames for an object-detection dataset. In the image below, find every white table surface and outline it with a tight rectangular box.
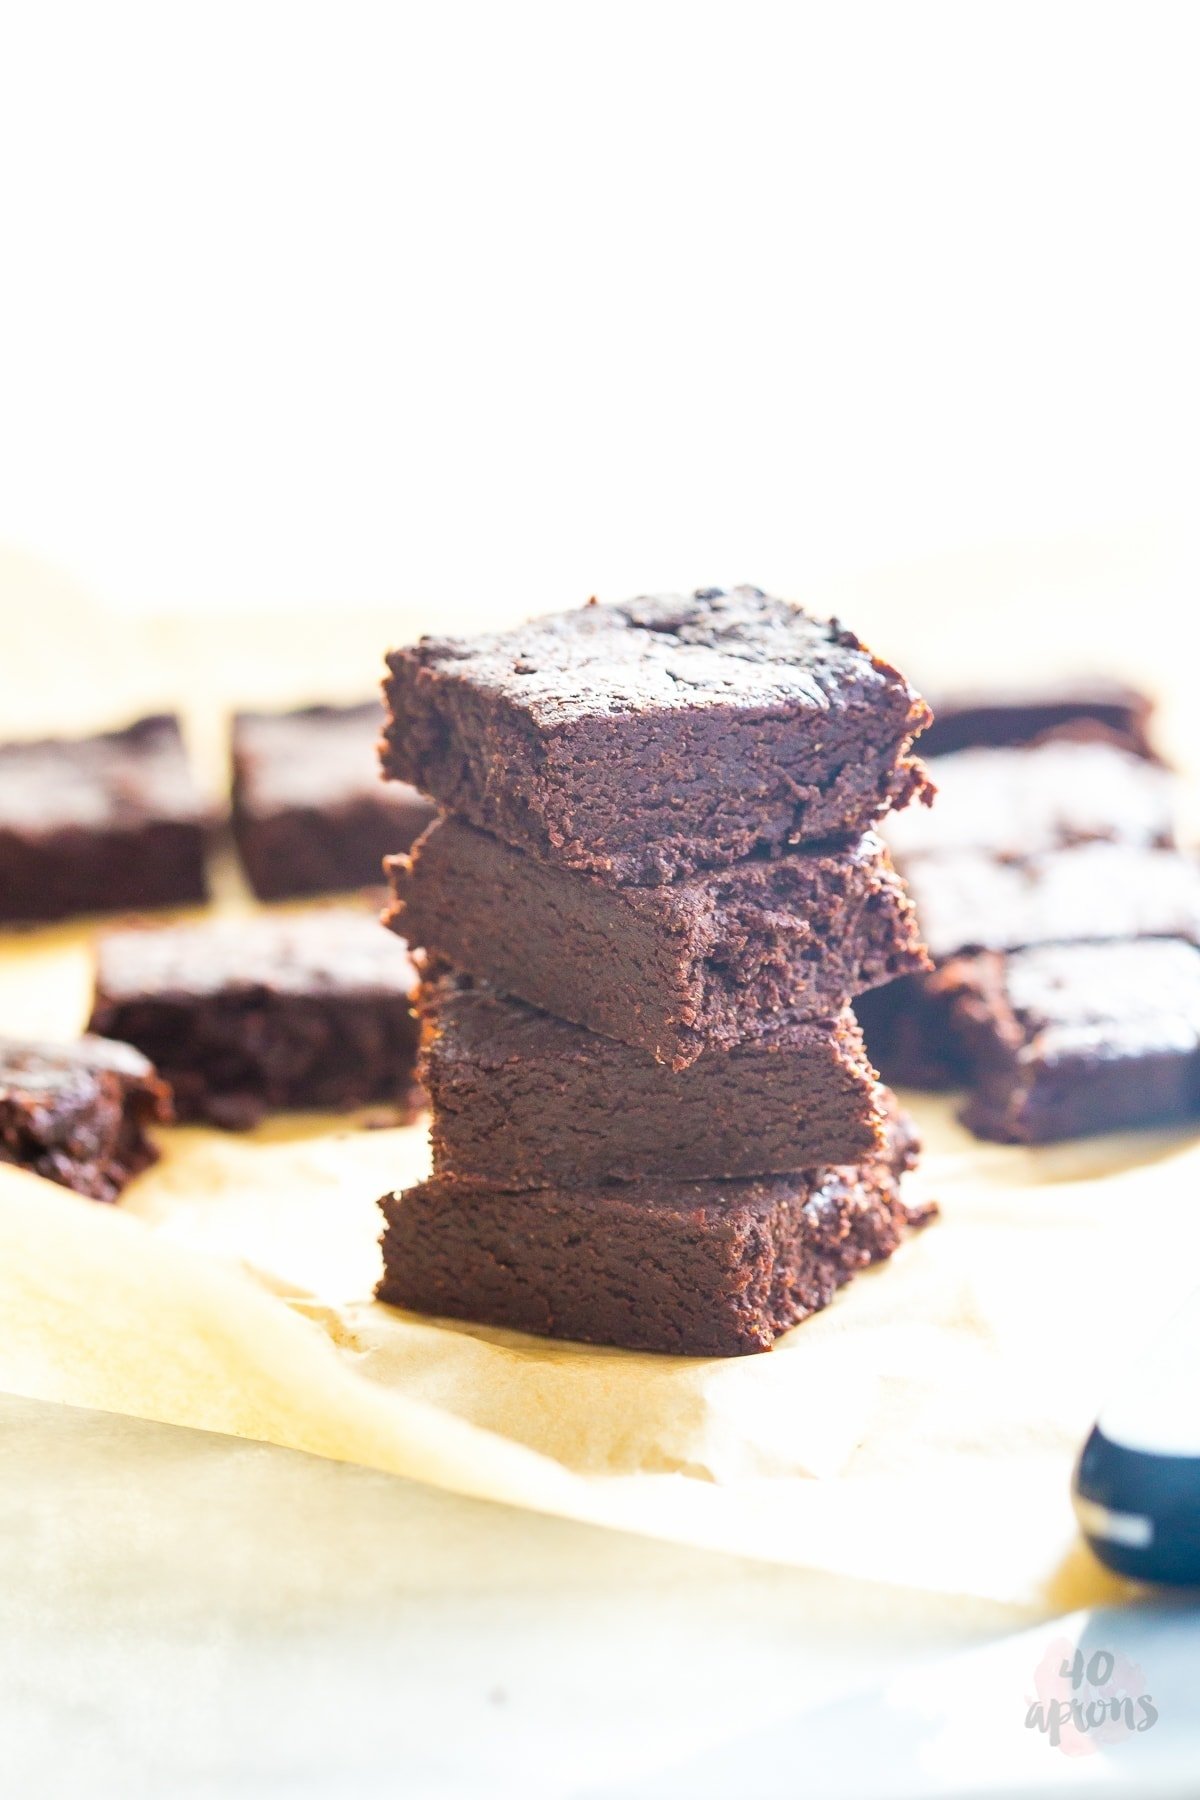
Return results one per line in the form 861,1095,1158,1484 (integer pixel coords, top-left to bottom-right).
8,1394,1197,1799
3,1393,1047,1799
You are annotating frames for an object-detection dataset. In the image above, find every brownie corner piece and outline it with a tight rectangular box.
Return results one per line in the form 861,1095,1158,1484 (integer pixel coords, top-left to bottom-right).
88,908,420,1128
0,713,210,923
0,1034,171,1203
230,700,435,900
376,1109,932,1356
383,587,932,882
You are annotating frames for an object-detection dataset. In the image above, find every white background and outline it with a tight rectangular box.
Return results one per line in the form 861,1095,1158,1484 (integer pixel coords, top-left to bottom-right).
0,0,1196,619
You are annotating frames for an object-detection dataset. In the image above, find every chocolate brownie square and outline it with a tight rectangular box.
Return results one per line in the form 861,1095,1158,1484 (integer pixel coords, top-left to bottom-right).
0,1035,171,1202
419,974,886,1186
386,817,928,1069
89,909,419,1128
231,701,435,900
0,714,209,923
883,739,1178,870
919,679,1156,759
858,843,1200,1089
377,1109,932,1356
937,940,1200,1143
382,587,932,884
905,840,1200,963
859,739,1189,1089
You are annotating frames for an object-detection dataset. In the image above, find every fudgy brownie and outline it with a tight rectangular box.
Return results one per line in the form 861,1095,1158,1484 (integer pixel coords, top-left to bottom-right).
936,940,1200,1143
231,701,435,900
377,1110,932,1356
0,1034,171,1203
386,817,928,1069
419,974,885,1186
0,715,209,923
89,910,420,1128
905,840,1200,963
883,739,1178,870
919,679,1155,759
382,587,932,884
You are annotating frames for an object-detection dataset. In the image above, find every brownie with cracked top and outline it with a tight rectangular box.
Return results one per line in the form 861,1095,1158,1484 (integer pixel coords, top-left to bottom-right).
382,587,932,885
386,817,928,1069
377,1105,932,1356
936,939,1200,1143
231,701,434,900
418,973,885,1186
89,909,419,1128
0,714,209,923
0,1034,171,1202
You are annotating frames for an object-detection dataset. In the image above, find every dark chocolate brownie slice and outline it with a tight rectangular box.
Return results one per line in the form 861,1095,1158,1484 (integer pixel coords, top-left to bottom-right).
382,587,932,884
89,909,420,1129
231,701,435,900
419,974,885,1186
386,817,929,1069
883,739,1178,870
919,679,1156,759
0,714,210,923
0,1034,171,1203
377,1109,932,1356
936,940,1200,1143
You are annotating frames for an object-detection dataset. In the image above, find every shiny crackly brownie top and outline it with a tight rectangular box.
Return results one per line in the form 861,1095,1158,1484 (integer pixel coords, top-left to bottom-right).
389,586,923,724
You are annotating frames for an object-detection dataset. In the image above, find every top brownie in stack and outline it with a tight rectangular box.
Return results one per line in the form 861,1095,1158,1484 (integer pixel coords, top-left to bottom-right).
382,585,933,884
382,587,933,1066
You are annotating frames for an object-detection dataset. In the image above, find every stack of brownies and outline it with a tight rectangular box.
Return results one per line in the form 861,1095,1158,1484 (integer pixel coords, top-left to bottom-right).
375,587,937,1356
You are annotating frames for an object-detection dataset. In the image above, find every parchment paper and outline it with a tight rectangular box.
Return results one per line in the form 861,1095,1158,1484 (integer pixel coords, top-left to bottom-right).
2,541,1195,1612
4,981,1186,1609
